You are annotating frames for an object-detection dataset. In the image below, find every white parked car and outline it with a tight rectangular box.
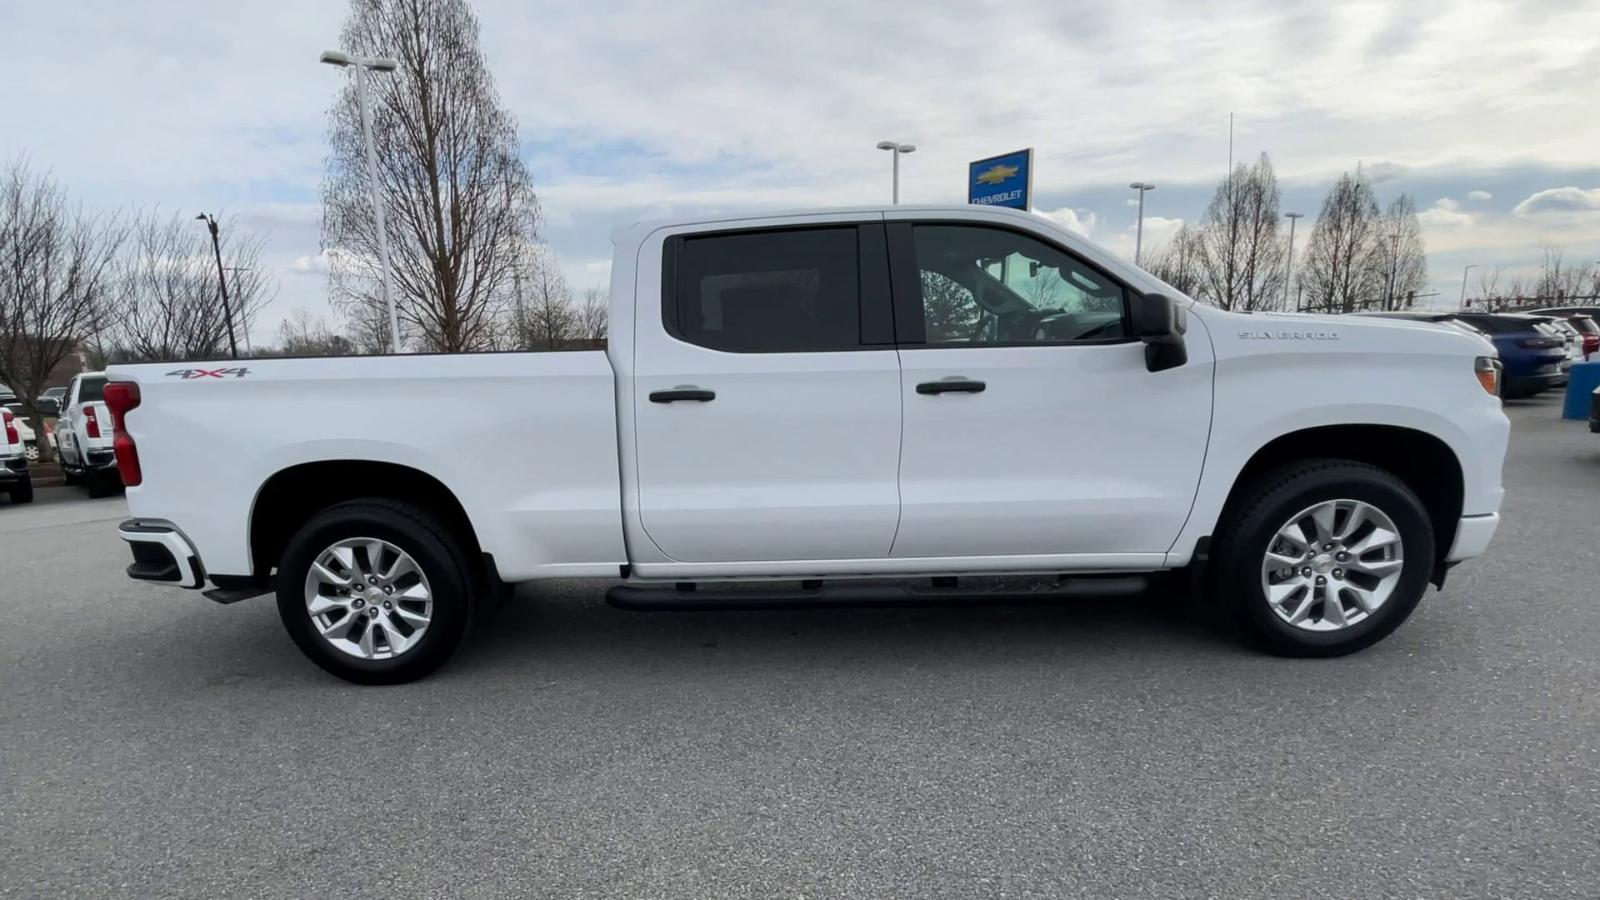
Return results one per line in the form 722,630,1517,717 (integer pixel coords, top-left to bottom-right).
1,408,34,504
6,413,55,462
54,372,122,496
106,204,1510,683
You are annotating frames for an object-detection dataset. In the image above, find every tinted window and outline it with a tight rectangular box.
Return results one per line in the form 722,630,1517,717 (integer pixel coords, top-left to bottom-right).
910,225,1127,345
670,228,861,352
77,377,106,403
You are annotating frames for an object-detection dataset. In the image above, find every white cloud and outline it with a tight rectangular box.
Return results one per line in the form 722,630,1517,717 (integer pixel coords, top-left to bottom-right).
1035,208,1097,238
1418,197,1473,228
1365,161,1410,184
1512,186,1600,217
1467,190,1493,201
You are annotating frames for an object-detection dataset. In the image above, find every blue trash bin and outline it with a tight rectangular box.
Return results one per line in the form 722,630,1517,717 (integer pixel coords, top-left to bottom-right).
1562,360,1600,420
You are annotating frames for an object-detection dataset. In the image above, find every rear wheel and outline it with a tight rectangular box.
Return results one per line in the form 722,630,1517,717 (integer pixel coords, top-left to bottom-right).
1210,460,1435,657
8,477,32,504
86,470,122,498
276,499,473,684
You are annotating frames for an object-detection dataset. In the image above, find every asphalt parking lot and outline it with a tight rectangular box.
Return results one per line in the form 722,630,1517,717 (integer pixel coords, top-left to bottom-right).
2,396,1597,899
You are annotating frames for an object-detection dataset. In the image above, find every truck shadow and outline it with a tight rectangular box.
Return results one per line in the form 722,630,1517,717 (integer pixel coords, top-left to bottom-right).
446,580,1243,680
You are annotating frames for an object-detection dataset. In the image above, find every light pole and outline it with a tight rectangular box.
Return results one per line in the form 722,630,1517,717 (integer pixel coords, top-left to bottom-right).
876,140,916,204
1459,263,1479,309
1129,182,1155,265
321,49,402,352
194,213,239,359
1283,212,1304,310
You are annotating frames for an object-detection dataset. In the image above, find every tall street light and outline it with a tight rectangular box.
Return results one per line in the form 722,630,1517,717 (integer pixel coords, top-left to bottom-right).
194,213,239,359
876,140,916,205
1129,182,1155,265
1459,263,1479,309
1283,212,1304,310
321,49,402,352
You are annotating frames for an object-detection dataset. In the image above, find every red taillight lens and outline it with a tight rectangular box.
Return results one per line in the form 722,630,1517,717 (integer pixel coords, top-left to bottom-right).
103,382,142,487
84,405,101,439
2,411,16,445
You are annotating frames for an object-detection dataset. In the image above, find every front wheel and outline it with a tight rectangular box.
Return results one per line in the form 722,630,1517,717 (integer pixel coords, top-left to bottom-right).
1211,461,1435,657
276,499,474,684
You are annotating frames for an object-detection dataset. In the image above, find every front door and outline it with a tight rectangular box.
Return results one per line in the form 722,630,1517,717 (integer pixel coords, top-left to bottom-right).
887,220,1213,562
631,221,904,563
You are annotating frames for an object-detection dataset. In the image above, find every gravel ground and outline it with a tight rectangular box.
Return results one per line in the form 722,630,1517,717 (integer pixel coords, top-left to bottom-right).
2,395,1596,899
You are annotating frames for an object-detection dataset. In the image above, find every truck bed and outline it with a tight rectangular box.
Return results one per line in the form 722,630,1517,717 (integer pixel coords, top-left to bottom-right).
110,352,627,581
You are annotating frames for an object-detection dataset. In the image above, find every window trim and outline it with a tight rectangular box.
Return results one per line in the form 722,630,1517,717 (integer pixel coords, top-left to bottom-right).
886,219,1140,349
660,222,896,354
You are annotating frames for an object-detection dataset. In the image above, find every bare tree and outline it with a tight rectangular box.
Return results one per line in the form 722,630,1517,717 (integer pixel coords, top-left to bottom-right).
1532,245,1588,303
276,308,354,357
1367,195,1428,310
577,288,608,343
1301,167,1383,313
1143,224,1205,298
101,210,275,363
0,160,125,461
1192,153,1287,311
322,0,540,353
519,248,575,350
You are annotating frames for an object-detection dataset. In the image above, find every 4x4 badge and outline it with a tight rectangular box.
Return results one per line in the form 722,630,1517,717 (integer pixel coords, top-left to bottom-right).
165,367,250,379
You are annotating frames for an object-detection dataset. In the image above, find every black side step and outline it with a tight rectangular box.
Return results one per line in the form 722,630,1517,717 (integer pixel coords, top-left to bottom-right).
606,575,1149,612
202,576,272,605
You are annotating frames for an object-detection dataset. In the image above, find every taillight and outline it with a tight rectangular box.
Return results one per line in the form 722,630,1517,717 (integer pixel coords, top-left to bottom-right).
84,405,101,439
2,410,16,445
103,382,142,487
1475,356,1502,397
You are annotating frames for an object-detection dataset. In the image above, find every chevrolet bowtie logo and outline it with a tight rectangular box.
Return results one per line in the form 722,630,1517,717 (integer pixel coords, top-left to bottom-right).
975,164,1019,185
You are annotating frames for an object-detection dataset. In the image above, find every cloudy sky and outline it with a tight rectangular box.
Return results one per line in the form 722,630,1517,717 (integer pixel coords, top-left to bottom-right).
6,0,1600,342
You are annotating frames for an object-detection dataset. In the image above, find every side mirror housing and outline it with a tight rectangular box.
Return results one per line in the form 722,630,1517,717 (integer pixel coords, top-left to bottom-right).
1129,292,1187,372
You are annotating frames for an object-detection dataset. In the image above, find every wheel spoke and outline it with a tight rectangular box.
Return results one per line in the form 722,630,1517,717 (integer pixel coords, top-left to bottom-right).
1286,591,1317,625
331,545,357,575
361,540,387,579
356,619,376,656
1311,503,1338,544
381,554,419,585
395,605,430,628
377,618,411,654
1347,526,1400,556
311,562,351,588
1348,557,1403,577
1268,580,1305,608
1265,549,1303,568
1346,584,1379,613
307,594,348,617
399,582,431,601
1320,585,1347,627
317,613,353,638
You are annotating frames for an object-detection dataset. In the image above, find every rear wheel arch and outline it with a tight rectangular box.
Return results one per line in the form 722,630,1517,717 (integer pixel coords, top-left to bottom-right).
1212,425,1464,582
249,460,486,580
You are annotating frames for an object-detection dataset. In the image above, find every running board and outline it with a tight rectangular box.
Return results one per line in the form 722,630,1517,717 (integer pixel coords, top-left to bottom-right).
606,574,1150,612
202,584,271,605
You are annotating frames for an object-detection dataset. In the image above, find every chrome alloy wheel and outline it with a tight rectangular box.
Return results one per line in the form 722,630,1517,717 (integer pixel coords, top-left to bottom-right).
1259,499,1404,633
303,537,433,660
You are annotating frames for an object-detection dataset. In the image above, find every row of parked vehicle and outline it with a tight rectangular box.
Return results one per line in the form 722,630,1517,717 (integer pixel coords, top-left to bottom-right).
0,372,125,505
1357,306,1599,398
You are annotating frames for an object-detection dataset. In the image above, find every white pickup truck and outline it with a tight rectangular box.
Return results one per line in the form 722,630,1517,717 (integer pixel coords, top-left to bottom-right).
55,372,122,496
106,205,1509,683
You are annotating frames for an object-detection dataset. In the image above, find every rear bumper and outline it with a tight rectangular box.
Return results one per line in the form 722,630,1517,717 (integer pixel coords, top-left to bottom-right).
1589,391,1600,433
0,456,27,483
118,519,205,588
1447,513,1500,562
1505,372,1565,395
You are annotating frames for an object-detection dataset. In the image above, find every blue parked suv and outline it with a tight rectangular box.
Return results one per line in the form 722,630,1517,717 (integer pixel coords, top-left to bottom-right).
1449,314,1569,398
1357,311,1566,398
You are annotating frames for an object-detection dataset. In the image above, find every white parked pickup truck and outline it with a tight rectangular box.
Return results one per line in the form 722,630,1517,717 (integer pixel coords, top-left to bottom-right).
106,205,1509,683
55,372,122,496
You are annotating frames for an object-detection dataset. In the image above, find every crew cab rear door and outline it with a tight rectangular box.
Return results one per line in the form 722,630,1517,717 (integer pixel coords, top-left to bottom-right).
628,216,903,563
884,216,1213,563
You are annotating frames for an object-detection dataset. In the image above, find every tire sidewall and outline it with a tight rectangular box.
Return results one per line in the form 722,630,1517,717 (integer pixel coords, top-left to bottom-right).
276,502,470,683
1218,464,1436,655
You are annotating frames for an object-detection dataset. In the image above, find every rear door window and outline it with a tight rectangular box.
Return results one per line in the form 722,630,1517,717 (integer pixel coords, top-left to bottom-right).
667,227,863,353
77,377,106,403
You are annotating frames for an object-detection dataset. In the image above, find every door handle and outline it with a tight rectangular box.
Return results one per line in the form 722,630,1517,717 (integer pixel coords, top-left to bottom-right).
916,379,986,395
649,387,716,403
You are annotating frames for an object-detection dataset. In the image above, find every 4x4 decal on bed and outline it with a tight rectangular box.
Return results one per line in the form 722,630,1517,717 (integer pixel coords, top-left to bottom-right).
165,367,250,379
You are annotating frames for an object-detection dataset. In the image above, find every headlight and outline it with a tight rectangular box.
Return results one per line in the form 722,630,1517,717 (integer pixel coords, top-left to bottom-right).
1475,356,1502,397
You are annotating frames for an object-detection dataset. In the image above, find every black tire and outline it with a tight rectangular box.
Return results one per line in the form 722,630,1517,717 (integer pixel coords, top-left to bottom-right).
8,477,32,504
276,499,474,684
85,470,122,498
61,466,81,486
1210,460,1435,658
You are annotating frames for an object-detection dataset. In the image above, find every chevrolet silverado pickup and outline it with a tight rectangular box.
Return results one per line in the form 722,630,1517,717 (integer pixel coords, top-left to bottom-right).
106,205,1509,683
